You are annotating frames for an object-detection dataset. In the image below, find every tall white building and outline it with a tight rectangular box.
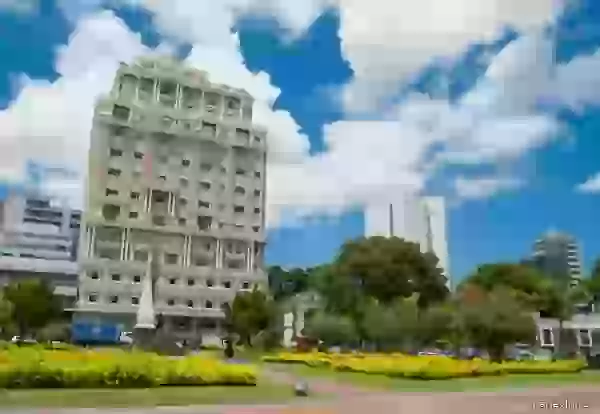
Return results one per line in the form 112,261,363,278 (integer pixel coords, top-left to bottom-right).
364,194,451,288
76,56,267,342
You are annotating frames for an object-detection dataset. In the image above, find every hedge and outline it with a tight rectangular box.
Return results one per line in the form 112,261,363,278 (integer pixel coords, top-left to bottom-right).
262,352,586,380
0,346,257,388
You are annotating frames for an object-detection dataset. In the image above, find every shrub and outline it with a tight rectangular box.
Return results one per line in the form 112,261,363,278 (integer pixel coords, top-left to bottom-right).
262,352,586,380
0,347,257,389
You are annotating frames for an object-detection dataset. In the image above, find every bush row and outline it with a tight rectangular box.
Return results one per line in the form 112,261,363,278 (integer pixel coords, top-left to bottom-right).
0,347,257,388
262,352,586,380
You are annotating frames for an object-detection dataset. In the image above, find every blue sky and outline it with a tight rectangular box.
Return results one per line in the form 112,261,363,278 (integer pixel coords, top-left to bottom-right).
1,0,600,283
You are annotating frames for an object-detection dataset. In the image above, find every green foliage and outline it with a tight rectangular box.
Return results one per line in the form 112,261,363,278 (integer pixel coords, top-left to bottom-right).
231,288,274,347
2,279,63,337
361,297,420,351
0,347,256,389
267,266,312,300
304,311,357,347
334,236,448,308
0,294,13,337
460,288,537,361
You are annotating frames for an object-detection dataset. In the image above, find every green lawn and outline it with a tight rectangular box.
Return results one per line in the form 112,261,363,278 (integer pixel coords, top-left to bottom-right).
271,363,600,392
0,382,300,408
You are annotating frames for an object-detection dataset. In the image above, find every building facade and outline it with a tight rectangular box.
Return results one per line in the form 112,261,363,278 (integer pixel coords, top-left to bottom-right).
0,191,81,309
530,230,582,286
364,194,451,288
76,56,268,342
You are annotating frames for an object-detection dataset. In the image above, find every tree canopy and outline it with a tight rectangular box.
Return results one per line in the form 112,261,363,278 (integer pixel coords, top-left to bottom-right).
304,311,357,347
332,236,449,308
2,279,62,337
230,287,274,346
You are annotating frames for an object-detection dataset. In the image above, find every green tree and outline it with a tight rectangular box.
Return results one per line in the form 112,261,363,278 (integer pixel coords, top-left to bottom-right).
460,287,536,362
268,266,311,301
3,279,62,338
461,263,550,311
334,236,448,309
583,258,600,299
0,293,13,338
361,296,421,351
231,287,273,346
304,311,357,347
416,302,456,348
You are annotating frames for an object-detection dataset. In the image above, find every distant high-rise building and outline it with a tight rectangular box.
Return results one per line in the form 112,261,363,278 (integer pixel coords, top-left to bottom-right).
364,194,451,289
76,56,268,342
530,230,582,286
0,190,81,309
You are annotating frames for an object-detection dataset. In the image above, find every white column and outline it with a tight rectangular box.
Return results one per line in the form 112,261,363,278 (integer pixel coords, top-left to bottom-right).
90,227,96,257
215,240,221,268
124,229,130,261
246,246,251,272
250,242,255,272
187,236,192,267
120,229,126,260
146,189,152,212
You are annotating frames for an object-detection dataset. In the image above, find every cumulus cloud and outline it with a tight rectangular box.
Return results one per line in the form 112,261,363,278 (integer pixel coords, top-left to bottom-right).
576,173,600,194
337,0,565,113
2,0,600,229
454,175,524,200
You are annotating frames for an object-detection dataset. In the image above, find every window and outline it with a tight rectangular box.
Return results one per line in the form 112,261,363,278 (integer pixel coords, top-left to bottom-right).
234,186,245,195
105,188,118,196
187,278,195,286
206,279,214,288
187,300,194,308
540,328,554,347
112,105,130,121
133,275,141,284
252,226,260,233
129,211,138,219
236,168,246,176
254,190,261,197
130,191,140,200
152,215,166,226
107,168,121,177
199,181,211,190
134,250,148,262
165,253,179,265
112,274,121,282
234,206,245,213
579,329,592,347
220,166,227,174
179,197,188,207
198,200,211,209
169,277,177,285
200,163,212,172
254,171,261,178
228,98,241,110
109,148,123,157
167,299,175,306
134,151,144,160
131,296,140,305
88,294,98,303
205,300,213,309
180,177,189,187
178,218,187,226
223,281,231,289
236,128,250,140
202,122,217,136
242,281,250,289
102,204,120,220
110,295,119,304
89,272,99,280
182,159,191,167
254,207,261,214
197,216,212,230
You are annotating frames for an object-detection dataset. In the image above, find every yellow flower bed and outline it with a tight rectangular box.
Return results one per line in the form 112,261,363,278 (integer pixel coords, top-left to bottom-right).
262,352,586,380
0,346,257,388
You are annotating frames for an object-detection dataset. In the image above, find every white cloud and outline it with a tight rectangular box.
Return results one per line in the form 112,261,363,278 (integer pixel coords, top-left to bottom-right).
0,11,148,208
576,173,600,194
3,0,600,230
552,50,600,111
337,0,565,113
454,175,523,200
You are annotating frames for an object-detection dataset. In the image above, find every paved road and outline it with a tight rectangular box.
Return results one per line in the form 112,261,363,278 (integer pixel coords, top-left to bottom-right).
5,385,600,414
